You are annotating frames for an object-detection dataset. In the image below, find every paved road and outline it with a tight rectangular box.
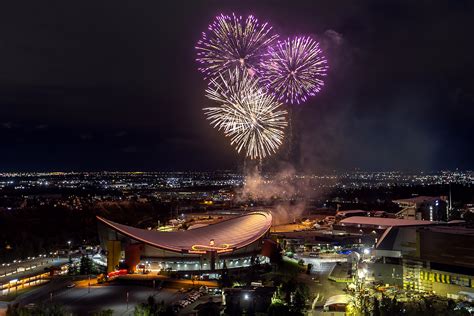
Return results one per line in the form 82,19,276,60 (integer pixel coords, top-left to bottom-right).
11,276,185,315
313,263,347,300
293,254,347,311
52,285,182,315
13,276,81,306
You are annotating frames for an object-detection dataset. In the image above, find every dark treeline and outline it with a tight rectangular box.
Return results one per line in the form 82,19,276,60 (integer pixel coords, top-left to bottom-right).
0,199,179,262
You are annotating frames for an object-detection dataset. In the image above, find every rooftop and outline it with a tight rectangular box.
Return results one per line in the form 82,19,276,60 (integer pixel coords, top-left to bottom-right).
97,212,272,253
419,225,474,236
339,216,436,227
336,210,367,215
393,196,440,205
324,294,352,307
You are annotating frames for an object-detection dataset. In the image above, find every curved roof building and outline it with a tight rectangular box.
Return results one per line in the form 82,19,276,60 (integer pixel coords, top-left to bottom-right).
97,212,272,273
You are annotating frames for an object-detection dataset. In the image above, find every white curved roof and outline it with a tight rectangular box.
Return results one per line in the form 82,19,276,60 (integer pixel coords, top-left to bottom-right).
97,212,272,253
324,294,352,307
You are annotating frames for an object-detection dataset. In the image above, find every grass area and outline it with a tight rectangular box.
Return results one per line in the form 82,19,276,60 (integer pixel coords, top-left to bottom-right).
261,257,307,284
280,257,306,273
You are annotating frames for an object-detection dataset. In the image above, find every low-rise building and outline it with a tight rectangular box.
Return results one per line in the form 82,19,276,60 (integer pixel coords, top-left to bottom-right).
393,196,448,221
97,212,272,274
336,216,436,234
374,224,474,299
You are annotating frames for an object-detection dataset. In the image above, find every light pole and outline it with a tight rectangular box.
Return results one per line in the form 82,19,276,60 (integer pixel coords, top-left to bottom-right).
354,267,367,313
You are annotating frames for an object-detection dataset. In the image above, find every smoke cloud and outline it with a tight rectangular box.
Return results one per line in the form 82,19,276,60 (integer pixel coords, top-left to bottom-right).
236,164,310,224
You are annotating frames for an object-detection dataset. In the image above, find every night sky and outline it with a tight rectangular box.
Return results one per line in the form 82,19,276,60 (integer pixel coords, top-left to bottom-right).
0,0,473,172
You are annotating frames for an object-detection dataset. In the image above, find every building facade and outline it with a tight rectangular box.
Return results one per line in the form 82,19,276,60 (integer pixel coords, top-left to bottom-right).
393,196,448,221
374,224,474,299
97,212,272,274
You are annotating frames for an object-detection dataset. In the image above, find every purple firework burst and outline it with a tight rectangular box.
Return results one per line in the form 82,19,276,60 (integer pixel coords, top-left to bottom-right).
260,36,328,104
195,13,278,80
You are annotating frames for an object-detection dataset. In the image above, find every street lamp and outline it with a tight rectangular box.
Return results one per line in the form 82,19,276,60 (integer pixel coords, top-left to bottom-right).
67,241,72,259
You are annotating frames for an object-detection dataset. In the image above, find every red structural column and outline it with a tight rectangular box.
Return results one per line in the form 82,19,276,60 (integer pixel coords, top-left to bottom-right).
125,244,142,273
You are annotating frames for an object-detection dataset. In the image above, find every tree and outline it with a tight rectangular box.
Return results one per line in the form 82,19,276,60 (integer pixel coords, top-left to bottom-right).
197,299,220,316
6,304,27,316
134,304,152,316
133,296,172,316
220,263,232,288
67,257,78,275
93,310,114,316
290,289,306,315
281,278,297,304
379,295,402,316
7,304,67,316
80,256,93,275
463,211,474,227
372,297,381,316
267,302,290,316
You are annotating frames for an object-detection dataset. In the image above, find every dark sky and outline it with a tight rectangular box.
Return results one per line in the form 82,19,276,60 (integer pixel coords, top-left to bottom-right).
0,0,473,172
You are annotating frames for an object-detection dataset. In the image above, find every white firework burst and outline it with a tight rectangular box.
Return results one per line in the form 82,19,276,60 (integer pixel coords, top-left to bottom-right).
204,68,287,159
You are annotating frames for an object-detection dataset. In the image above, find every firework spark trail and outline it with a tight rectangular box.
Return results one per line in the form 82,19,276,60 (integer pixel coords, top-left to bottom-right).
196,14,278,80
204,68,287,160
260,36,328,104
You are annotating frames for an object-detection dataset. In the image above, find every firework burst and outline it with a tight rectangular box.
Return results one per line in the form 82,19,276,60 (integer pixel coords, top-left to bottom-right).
204,68,287,160
260,36,328,104
196,14,278,80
